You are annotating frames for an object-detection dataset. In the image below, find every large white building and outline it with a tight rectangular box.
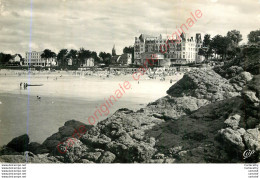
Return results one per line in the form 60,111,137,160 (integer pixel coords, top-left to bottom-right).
24,51,57,66
134,33,204,66
24,51,43,66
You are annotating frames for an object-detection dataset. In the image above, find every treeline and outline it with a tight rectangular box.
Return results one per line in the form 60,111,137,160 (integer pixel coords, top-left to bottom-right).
40,46,134,68
198,29,260,60
0,53,13,65
41,48,112,68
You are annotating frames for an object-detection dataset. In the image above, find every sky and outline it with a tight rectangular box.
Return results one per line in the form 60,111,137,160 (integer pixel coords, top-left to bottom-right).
0,0,259,56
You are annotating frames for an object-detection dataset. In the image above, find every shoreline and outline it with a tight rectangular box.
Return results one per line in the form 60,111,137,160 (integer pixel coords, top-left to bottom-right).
0,92,154,146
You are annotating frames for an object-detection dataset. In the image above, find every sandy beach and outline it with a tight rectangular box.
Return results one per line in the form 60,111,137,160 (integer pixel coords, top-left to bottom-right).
0,69,183,146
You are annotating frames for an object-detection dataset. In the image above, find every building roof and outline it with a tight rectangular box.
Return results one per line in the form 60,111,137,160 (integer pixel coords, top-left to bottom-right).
139,34,162,42
12,54,22,59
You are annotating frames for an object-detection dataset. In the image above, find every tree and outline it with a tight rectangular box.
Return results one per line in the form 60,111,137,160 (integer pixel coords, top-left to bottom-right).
198,48,205,57
41,49,56,66
247,29,260,44
99,52,111,65
67,49,78,66
211,35,231,60
227,30,242,47
57,49,68,68
90,51,100,63
198,34,213,60
78,48,91,66
0,53,12,65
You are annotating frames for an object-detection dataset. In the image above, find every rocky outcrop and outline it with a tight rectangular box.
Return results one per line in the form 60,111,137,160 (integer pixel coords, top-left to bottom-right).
146,69,239,121
0,134,59,163
45,71,258,163
214,66,244,79
42,120,93,152
241,75,260,129
147,96,245,163
0,152,61,163
27,142,49,155
167,69,239,102
79,108,160,163
146,96,209,120
229,71,252,92
99,151,116,163
6,134,29,152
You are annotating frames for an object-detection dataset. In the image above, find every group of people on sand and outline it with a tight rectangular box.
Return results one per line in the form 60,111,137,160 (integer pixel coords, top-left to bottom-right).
20,82,28,90
19,82,42,100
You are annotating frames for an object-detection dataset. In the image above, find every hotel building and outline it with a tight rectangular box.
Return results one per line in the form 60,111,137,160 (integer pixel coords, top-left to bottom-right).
24,51,44,66
24,51,57,66
134,33,204,66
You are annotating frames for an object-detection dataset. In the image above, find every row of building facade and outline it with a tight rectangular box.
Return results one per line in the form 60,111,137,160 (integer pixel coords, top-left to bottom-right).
23,51,95,67
23,51,131,67
16,33,204,67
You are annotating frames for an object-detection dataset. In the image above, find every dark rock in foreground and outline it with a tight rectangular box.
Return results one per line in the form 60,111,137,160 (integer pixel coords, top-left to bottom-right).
6,134,29,152
42,120,93,152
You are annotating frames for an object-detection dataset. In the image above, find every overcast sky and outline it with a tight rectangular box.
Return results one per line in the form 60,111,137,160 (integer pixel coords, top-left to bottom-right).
0,0,259,56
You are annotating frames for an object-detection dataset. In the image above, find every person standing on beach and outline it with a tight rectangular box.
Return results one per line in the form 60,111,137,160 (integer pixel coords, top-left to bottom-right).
20,82,23,89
